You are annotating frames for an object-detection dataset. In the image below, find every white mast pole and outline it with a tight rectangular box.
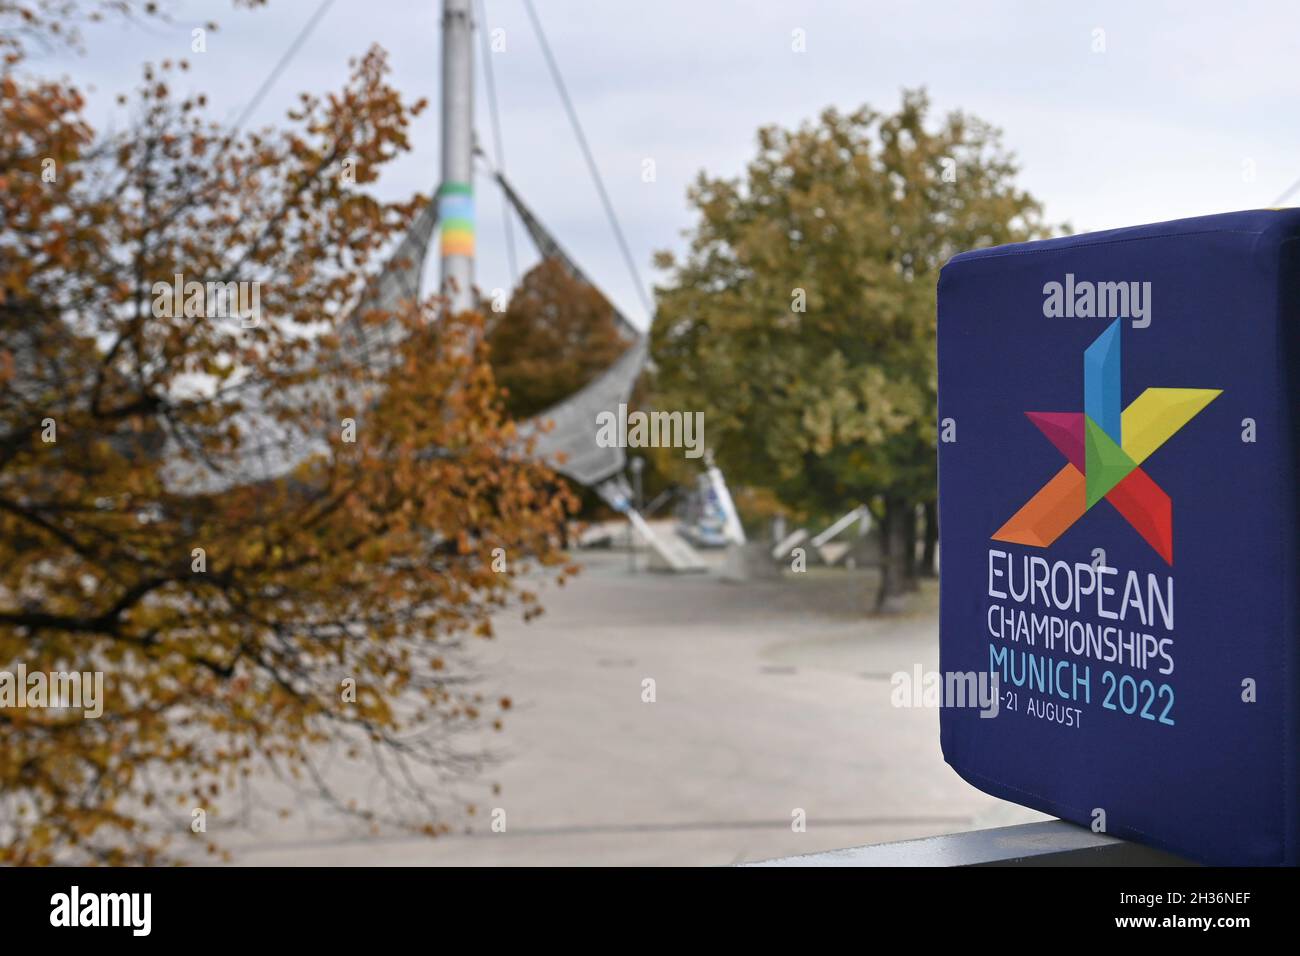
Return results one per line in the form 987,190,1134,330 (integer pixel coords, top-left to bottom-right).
439,0,475,313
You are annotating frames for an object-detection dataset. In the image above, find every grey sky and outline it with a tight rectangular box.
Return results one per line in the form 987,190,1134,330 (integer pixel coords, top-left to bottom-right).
31,0,1300,330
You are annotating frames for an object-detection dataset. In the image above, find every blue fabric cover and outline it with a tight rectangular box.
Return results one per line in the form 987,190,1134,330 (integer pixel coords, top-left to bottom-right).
937,209,1300,866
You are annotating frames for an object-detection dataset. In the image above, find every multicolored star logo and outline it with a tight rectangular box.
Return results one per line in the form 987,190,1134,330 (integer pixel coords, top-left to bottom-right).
992,319,1220,564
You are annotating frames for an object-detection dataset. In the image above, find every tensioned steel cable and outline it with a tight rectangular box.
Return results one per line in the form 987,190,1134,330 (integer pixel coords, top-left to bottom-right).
230,0,336,135
521,0,653,316
475,0,519,285
1270,176,1300,208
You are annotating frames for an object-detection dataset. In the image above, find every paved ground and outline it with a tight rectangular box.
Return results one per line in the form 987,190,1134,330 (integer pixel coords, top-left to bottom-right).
208,541,1045,865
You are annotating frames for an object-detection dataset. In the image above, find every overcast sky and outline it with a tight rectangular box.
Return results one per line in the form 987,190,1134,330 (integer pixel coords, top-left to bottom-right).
29,0,1300,330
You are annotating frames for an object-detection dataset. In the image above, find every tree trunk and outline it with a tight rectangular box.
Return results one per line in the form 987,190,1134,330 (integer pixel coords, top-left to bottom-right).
875,497,910,612
921,499,938,577
875,500,893,612
902,500,919,591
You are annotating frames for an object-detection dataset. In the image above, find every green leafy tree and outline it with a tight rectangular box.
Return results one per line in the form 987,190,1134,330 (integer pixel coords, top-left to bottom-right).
651,90,1054,608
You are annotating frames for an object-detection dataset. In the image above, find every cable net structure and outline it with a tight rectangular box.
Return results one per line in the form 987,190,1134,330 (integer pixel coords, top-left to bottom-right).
165,0,725,570
162,198,443,495
493,171,646,489
168,172,645,502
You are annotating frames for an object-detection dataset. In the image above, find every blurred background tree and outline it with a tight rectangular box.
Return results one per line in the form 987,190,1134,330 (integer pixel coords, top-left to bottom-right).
485,257,629,420
485,257,670,525
651,91,1055,608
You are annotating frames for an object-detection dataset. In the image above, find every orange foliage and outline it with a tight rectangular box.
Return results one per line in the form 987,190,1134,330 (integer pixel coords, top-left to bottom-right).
486,257,629,420
0,7,576,863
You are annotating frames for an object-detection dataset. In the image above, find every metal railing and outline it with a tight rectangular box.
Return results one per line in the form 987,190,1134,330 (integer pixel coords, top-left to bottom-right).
744,820,1195,866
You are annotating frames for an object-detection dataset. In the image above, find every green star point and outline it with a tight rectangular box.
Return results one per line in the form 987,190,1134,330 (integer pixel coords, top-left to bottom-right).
1085,415,1137,508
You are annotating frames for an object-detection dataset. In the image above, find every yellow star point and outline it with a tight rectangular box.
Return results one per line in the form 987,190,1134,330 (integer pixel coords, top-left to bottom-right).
1120,387,1222,465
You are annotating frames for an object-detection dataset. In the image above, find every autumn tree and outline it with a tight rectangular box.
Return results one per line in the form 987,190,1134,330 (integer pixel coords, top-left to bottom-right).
486,256,629,420
0,3,574,863
651,91,1053,608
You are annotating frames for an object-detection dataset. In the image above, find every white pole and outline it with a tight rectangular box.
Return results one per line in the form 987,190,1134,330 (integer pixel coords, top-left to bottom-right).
439,0,475,313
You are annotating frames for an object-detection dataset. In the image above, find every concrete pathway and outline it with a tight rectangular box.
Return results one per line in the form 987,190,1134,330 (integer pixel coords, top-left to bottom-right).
207,547,1045,865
